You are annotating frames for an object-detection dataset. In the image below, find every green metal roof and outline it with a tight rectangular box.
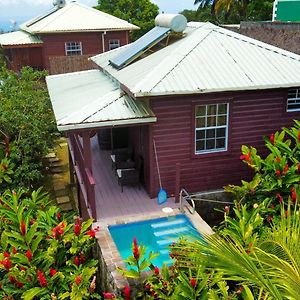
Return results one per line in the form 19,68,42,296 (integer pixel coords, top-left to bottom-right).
273,0,300,21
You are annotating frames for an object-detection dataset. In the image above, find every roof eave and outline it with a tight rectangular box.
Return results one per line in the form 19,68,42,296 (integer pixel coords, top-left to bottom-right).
57,116,157,132
132,83,300,98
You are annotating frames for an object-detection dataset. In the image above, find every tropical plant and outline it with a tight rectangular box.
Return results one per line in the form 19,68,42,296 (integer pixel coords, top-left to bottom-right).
0,66,58,190
0,189,99,300
95,0,159,40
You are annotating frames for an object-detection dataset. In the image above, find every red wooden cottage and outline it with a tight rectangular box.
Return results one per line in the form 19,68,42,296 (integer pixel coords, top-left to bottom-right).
46,17,300,221
0,0,138,74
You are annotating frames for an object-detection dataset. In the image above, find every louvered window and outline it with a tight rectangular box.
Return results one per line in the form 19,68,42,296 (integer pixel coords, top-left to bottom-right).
287,88,300,112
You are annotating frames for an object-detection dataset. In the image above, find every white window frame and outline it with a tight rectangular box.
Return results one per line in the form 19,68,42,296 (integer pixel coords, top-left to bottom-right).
195,103,229,154
109,39,120,50
65,42,82,56
287,88,300,112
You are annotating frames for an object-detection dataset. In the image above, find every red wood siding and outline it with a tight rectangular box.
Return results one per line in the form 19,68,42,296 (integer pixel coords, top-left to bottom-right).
149,88,299,198
41,31,128,71
8,47,43,71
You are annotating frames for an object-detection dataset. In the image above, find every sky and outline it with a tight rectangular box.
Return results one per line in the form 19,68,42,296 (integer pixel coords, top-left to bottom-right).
0,0,197,32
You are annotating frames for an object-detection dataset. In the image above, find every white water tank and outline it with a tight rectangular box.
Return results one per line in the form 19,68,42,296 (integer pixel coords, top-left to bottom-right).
155,14,187,32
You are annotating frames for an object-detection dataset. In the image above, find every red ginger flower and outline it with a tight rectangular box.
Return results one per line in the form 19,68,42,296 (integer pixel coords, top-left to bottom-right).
291,187,297,203
1,258,12,271
267,215,273,223
224,206,229,215
87,229,96,238
124,285,130,300
12,247,17,254
37,270,48,287
56,212,61,220
154,266,159,275
283,164,289,174
103,292,116,299
298,163,300,175
276,170,281,177
25,250,32,262
80,253,85,264
50,268,57,277
9,275,15,283
276,156,281,163
75,275,82,286
298,131,300,142
190,278,197,289
270,133,275,144
74,217,81,236
51,223,64,239
132,237,139,260
3,252,10,258
20,221,26,236
74,256,80,266
277,193,283,203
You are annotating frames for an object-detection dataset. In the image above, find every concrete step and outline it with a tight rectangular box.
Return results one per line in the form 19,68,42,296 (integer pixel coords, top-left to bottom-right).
45,152,56,159
47,157,60,163
60,203,73,212
49,161,64,168
57,196,70,204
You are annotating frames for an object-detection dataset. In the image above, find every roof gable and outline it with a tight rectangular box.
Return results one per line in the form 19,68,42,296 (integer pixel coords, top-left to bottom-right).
20,2,139,34
91,22,300,97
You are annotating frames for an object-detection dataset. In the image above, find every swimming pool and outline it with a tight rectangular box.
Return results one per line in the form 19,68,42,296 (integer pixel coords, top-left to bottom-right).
109,214,200,268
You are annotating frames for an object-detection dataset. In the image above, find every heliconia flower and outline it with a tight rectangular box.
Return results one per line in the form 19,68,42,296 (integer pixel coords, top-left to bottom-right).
276,193,283,203
12,247,17,254
1,258,12,271
86,229,96,238
37,270,48,287
239,152,251,161
74,256,80,266
270,133,275,144
276,170,281,177
291,187,297,203
50,268,57,277
25,250,32,262
276,156,281,163
80,253,85,264
190,278,197,289
75,275,82,286
20,221,26,236
74,217,81,236
3,252,10,258
283,164,289,174
154,266,159,275
103,292,116,299
124,285,130,300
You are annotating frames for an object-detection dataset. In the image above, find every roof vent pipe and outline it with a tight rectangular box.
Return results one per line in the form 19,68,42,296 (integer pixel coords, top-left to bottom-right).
53,0,66,8
155,14,187,33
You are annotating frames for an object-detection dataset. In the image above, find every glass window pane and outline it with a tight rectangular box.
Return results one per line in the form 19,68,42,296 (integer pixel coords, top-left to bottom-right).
196,117,205,128
218,104,227,114
206,129,215,139
207,116,216,127
207,104,217,116
195,106,206,117
217,115,227,126
206,139,215,150
288,89,297,99
196,130,205,140
216,128,226,138
196,140,205,151
216,138,225,149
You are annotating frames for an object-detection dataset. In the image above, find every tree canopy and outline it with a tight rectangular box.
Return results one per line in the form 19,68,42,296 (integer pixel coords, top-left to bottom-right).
95,0,159,40
193,0,273,23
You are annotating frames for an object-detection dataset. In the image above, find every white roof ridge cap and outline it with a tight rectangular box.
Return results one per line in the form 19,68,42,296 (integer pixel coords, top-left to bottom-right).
46,69,100,81
131,26,213,94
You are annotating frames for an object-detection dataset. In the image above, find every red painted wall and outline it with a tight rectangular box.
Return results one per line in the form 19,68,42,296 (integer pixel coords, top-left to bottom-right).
41,31,128,71
148,88,300,198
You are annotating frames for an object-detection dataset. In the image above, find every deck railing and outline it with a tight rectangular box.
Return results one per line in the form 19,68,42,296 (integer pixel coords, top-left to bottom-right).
68,134,97,220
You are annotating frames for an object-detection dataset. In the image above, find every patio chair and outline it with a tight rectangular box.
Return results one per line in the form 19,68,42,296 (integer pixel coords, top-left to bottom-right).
110,145,134,170
116,156,143,192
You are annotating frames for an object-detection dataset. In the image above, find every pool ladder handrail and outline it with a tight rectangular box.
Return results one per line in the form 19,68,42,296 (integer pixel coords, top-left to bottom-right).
180,188,195,215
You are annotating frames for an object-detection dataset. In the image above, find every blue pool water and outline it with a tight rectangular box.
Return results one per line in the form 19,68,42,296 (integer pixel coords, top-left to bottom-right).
109,214,200,268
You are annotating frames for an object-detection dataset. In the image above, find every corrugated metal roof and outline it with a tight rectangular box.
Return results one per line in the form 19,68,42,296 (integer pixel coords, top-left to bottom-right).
91,22,300,97
21,2,139,34
46,70,156,131
0,30,43,46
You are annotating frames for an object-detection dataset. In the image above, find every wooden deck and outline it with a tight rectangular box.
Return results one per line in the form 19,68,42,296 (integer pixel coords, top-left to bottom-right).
91,137,180,221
